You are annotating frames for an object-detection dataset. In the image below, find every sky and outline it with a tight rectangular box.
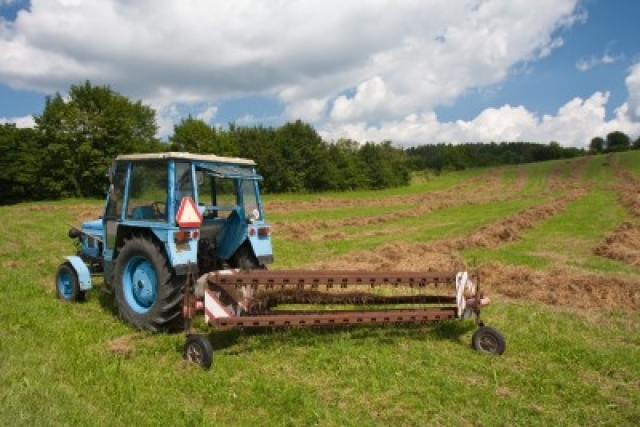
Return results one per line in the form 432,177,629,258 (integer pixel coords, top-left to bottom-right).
0,0,639,149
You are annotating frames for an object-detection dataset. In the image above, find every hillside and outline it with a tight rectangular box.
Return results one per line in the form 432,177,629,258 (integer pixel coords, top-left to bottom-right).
1,151,638,426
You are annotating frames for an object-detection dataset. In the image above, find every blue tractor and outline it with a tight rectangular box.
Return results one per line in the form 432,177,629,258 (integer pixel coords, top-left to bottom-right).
55,152,274,331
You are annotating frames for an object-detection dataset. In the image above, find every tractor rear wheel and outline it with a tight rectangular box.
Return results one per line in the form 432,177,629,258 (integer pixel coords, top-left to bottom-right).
113,236,182,332
55,262,86,302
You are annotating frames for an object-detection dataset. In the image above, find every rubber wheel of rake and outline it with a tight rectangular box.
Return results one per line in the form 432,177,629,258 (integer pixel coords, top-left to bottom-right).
56,262,86,302
472,326,506,355
183,334,213,370
113,236,182,332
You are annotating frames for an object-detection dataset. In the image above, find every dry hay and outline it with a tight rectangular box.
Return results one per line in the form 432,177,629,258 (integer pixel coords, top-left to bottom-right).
106,333,150,357
308,242,466,272
264,169,504,214
308,242,639,311
615,169,640,217
594,222,640,266
481,262,640,311
274,186,534,239
449,190,587,250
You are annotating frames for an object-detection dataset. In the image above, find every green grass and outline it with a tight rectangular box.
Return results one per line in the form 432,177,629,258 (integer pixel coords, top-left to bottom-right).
463,156,640,275
1,154,639,426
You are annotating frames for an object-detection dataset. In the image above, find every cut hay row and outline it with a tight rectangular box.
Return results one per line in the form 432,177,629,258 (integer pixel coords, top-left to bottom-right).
264,168,500,213
593,222,640,266
590,162,640,266
275,158,591,240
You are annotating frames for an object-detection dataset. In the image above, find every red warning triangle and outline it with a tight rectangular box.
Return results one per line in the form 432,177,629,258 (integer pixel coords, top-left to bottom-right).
176,197,203,228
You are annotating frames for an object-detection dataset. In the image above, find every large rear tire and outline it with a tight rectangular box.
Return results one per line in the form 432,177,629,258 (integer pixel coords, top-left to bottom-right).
113,236,182,332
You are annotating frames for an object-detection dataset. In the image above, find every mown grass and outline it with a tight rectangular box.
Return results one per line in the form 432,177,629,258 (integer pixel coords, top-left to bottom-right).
1,154,639,426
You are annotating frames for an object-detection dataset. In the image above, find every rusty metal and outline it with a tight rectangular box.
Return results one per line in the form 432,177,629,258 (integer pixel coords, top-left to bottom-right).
202,269,484,329
210,307,456,329
208,269,468,287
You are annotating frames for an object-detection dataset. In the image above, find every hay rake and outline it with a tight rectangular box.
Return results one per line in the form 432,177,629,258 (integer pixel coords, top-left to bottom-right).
182,268,505,369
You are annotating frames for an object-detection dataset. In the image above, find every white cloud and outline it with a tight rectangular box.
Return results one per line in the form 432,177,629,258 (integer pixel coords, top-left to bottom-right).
3,0,637,146
626,63,640,121
0,1,579,107
0,114,35,127
320,80,640,149
576,50,625,72
196,104,218,124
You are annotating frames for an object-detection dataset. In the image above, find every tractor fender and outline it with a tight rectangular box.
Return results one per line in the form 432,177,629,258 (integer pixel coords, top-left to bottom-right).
64,256,93,291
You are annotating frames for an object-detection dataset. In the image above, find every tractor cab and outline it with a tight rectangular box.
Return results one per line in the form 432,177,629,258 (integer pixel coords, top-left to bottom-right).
58,152,273,331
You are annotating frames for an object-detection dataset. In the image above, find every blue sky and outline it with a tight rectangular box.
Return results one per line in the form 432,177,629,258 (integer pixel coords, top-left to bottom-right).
1,0,639,148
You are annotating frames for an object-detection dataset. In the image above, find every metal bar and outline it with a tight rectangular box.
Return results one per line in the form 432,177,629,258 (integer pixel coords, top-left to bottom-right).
210,308,457,328
208,270,469,287
255,292,457,306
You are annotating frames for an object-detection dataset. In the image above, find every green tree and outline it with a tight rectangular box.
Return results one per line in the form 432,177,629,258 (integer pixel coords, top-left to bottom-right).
589,136,605,153
359,141,411,189
169,117,237,156
605,131,631,152
34,81,161,198
632,136,640,150
327,139,368,190
0,124,40,204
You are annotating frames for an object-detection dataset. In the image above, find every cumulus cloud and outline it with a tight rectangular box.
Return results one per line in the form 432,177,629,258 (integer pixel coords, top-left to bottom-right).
320,81,640,148
2,0,637,146
0,114,35,127
626,63,640,121
0,1,579,105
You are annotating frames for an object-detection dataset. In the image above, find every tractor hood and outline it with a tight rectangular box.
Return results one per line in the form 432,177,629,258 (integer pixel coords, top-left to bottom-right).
82,219,104,240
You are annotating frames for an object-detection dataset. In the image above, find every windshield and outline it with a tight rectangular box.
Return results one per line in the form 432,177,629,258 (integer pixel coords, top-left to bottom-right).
195,164,263,220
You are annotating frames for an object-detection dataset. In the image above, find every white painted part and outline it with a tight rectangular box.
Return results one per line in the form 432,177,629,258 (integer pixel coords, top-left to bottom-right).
216,269,241,275
204,290,231,324
194,274,209,299
455,272,468,317
115,152,256,165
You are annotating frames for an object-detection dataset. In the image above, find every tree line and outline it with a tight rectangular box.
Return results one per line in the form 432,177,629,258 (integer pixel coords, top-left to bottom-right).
2,81,639,204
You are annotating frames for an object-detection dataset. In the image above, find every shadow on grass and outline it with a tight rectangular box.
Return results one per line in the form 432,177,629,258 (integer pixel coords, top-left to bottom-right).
200,319,477,355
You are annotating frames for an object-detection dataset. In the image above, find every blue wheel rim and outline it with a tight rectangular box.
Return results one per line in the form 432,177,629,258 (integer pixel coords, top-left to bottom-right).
123,255,157,313
57,269,73,299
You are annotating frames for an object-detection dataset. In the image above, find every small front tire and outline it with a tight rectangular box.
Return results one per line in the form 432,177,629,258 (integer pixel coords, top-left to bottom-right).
55,262,85,302
183,334,214,370
472,326,506,355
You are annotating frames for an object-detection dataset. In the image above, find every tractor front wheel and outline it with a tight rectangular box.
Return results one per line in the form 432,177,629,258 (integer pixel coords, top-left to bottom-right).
55,262,85,302
113,236,182,332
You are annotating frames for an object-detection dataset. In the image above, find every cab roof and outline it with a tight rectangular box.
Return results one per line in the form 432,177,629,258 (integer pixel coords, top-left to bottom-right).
115,152,256,166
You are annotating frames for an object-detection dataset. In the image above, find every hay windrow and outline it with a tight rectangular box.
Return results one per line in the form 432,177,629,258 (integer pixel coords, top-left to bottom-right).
307,242,639,311
308,242,465,272
480,262,640,311
593,222,640,266
615,169,640,217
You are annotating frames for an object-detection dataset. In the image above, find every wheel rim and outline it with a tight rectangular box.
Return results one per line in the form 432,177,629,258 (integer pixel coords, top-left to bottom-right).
185,342,204,364
57,269,73,299
478,333,498,353
122,255,157,313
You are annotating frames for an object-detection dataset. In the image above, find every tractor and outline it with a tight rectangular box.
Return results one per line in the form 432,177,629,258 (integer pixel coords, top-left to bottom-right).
56,152,505,369
56,152,273,331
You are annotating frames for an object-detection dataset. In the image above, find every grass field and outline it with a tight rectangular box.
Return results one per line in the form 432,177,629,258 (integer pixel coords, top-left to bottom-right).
1,152,639,426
